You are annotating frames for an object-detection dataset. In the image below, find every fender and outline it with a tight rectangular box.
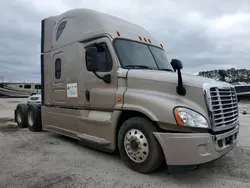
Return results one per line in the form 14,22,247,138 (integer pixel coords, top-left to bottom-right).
123,89,177,124
122,87,209,129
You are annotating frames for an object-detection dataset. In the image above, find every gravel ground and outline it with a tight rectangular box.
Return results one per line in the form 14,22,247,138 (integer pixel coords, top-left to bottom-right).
0,98,27,121
0,99,250,188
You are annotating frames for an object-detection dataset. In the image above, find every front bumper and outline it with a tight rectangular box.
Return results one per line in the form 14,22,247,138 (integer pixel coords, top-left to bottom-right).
153,125,239,165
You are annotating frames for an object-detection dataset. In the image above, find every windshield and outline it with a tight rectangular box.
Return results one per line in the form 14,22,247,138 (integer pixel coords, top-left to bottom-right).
114,39,173,71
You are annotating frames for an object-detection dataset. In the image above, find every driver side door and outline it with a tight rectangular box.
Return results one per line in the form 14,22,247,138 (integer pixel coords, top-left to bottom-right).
83,37,118,110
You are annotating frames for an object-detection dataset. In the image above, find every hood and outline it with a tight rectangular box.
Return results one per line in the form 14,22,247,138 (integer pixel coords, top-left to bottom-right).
126,69,225,88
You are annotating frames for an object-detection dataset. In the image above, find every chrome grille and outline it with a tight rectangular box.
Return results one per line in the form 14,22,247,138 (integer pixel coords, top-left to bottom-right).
209,87,239,129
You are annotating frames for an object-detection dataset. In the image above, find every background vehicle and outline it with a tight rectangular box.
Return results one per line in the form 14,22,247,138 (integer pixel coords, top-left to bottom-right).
14,8,240,174
232,82,250,101
0,82,41,98
27,94,41,104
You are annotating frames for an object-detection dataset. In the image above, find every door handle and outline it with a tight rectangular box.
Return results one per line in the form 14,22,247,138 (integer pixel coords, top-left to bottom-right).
85,90,90,102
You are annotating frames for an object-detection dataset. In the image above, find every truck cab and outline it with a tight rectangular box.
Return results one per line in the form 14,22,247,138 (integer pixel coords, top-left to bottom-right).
16,8,240,174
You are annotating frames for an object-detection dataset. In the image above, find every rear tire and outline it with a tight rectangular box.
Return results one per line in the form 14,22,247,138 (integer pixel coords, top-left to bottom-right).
27,104,42,132
15,103,28,128
118,117,164,174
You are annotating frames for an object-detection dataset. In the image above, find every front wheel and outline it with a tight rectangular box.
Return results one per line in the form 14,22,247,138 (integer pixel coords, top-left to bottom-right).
118,117,165,174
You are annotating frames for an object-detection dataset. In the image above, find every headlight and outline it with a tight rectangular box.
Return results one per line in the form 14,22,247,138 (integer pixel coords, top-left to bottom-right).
174,107,209,128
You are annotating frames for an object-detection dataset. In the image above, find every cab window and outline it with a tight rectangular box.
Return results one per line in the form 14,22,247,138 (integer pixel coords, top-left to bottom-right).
85,43,112,72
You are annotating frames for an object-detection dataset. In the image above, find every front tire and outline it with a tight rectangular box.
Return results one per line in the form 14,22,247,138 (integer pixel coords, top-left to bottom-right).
118,117,164,174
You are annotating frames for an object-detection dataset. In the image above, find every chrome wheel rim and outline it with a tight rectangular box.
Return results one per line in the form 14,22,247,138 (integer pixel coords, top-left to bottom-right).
124,129,149,163
28,111,34,127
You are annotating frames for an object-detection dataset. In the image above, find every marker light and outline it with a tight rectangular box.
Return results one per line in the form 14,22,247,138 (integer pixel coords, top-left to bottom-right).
117,97,121,102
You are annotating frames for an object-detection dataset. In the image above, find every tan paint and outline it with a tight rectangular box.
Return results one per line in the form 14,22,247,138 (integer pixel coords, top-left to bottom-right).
41,9,239,165
82,37,118,110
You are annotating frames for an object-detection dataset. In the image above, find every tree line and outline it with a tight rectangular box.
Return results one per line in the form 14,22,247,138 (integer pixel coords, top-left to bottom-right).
198,68,250,83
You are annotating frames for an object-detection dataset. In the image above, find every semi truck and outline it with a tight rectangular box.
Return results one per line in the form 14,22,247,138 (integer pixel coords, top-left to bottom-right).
14,8,240,174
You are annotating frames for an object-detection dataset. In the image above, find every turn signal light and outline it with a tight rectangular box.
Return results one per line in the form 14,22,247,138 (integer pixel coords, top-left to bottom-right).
117,97,122,102
174,108,184,126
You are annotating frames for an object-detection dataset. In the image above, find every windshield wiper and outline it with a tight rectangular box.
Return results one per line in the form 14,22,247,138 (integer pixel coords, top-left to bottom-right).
124,65,152,69
159,68,173,72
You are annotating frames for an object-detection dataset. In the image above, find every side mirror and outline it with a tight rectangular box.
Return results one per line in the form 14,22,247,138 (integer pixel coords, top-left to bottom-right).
102,74,111,84
86,46,98,72
85,44,112,84
170,59,186,96
171,59,183,71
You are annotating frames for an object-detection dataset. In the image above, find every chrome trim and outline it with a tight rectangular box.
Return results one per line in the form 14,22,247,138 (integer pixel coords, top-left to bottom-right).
203,81,239,132
214,124,239,151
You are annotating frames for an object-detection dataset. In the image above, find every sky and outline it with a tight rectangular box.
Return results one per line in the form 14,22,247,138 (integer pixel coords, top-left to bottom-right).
0,0,250,82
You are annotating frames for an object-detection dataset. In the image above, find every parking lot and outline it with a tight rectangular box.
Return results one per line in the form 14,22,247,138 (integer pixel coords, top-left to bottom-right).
0,98,250,188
